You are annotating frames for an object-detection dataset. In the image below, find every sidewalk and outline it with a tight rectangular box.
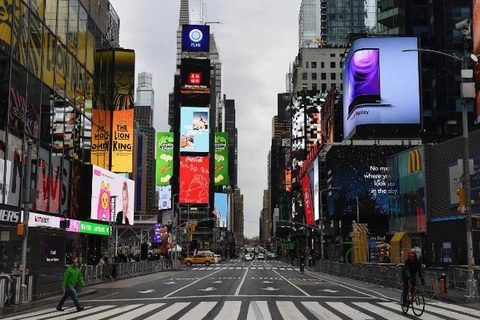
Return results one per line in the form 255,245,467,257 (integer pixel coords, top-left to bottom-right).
0,288,98,318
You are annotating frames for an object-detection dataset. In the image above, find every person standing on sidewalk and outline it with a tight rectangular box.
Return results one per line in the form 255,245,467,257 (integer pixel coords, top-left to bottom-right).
56,257,85,312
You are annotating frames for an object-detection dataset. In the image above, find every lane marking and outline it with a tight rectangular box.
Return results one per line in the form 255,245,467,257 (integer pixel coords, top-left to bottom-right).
144,302,191,320
72,305,140,320
234,268,249,296
246,301,271,320
378,302,445,320
276,301,308,320
178,301,217,320
271,268,310,296
302,301,342,320
163,268,225,298
213,301,242,320
353,302,410,320
326,302,373,320
110,303,165,320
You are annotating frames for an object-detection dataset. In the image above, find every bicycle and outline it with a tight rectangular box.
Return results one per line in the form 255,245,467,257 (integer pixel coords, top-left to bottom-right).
401,282,425,316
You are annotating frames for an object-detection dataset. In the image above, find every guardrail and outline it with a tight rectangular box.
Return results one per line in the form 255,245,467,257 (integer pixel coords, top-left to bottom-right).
0,274,34,309
315,260,480,303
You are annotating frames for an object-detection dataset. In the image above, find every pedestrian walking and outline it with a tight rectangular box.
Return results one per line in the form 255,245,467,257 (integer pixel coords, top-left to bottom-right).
56,257,85,312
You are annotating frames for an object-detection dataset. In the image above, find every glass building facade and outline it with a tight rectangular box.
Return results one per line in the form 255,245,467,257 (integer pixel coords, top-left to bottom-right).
325,0,377,46
299,0,321,48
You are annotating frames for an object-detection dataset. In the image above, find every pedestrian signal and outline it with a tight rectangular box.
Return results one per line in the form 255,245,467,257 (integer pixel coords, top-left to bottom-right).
457,186,466,213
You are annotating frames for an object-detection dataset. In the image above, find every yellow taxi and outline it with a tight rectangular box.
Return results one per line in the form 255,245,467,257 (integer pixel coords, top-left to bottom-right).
183,252,215,266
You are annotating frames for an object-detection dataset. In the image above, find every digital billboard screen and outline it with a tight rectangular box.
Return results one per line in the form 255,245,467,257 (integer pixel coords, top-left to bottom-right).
180,107,209,153
90,165,135,225
214,192,228,228
343,37,420,139
180,58,211,105
214,132,229,185
182,25,210,52
179,156,209,204
156,132,174,185
158,185,172,210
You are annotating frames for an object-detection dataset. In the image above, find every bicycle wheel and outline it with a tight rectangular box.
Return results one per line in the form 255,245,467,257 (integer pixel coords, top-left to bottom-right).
412,291,425,316
400,292,409,314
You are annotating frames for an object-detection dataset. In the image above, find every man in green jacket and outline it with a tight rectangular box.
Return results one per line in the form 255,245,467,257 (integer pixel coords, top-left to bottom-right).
56,257,85,312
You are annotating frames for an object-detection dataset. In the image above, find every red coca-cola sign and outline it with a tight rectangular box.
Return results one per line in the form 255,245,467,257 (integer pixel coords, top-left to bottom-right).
302,175,314,226
179,156,209,204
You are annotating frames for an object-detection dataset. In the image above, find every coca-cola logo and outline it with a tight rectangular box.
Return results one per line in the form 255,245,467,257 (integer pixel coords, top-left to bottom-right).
185,156,203,163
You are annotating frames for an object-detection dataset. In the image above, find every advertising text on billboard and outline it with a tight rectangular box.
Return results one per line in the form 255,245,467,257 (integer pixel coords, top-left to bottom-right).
180,107,210,153
214,132,229,185
156,132,174,185
182,25,210,52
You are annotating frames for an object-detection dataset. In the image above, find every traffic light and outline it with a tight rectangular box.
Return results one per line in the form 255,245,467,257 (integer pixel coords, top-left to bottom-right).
16,223,25,237
457,186,467,213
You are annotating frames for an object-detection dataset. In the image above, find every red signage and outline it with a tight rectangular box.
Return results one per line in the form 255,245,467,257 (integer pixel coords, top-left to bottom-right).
302,175,314,226
298,141,322,180
179,156,209,204
189,72,202,85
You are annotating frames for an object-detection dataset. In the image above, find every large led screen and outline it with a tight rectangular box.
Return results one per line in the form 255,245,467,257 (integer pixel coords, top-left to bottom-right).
214,132,229,186
179,156,209,204
343,37,420,139
214,192,228,228
180,107,209,153
326,146,408,216
156,132,174,185
180,58,211,105
90,165,135,225
158,185,172,210
313,159,320,221
182,25,210,52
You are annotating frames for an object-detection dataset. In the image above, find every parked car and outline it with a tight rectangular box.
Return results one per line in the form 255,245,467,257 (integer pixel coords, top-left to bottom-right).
183,253,215,266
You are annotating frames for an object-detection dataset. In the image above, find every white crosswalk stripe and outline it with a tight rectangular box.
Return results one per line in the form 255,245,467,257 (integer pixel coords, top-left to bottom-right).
3,299,479,320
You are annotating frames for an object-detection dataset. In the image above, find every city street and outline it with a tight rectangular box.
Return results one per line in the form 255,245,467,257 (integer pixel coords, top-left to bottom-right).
2,259,479,320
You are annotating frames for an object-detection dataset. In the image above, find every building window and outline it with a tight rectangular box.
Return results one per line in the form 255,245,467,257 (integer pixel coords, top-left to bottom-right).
321,62,325,68
330,53,335,57
312,61,317,68
312,83,317,91
331,73,336,80
340,83,343,91
311,73,317,80
321,73,326,80
330,61,336,68
321,83,327,91
302,72,308,80
302,83,308,90
305,61,309,68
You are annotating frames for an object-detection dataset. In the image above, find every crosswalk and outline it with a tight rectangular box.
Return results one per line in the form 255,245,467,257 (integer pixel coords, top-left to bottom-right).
3,299,479,320
191,266,299,271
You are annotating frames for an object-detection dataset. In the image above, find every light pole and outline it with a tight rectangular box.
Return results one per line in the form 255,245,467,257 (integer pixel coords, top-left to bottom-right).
355,196,360,223
319,187,340,260
403,28,475,279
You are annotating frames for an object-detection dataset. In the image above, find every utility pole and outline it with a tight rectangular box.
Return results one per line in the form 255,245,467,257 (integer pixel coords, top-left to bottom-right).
109,195,117,262
20,140,33,303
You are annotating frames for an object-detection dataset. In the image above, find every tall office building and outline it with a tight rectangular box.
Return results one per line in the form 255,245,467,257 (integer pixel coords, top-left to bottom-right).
299,0,321,48
377,0,475,139
134,72,156,214
224,98,238,187
321,0,377,46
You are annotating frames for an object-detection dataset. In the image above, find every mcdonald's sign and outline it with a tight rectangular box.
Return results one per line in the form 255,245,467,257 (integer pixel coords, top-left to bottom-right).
407,149,422,174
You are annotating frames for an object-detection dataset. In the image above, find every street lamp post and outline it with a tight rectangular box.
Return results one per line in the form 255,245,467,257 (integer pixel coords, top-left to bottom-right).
403,35,475,279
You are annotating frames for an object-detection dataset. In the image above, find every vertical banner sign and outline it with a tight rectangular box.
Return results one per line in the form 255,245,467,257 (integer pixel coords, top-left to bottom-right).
313,159,319,221
156,132,174,185
214,132,229,185
91,110,111,169
179,156,209,204
135,134,143,212
302,175,314,226
111,50,135,172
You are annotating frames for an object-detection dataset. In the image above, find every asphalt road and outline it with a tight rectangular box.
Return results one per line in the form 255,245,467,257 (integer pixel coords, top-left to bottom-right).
3,259,480,319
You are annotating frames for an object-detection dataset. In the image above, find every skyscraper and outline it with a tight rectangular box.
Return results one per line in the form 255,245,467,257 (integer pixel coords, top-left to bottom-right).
134,72,156,214
299,0,321,48
224,98,238,187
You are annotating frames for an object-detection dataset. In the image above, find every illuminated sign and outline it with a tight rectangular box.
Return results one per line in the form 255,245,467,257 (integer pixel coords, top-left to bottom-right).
182,25,210,52
179,156,209,204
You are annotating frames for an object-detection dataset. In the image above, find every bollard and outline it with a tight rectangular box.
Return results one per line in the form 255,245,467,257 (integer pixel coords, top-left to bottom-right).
439,273,447,294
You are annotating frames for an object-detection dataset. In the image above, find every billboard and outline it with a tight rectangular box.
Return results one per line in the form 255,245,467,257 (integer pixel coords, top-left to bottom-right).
474,1,480,55
111,50,135,173
180,107,210,153
135,134,143,212
158,185,172,210
153,223,162,244
156,132,174,185
180,58,211,105
182,25,210,52
302,175,314,226
90,165,135,225
313,158,320,221
214,192,228,228
343,37,420,138
214,132,229,185
91,110,111,170
179,156,209,204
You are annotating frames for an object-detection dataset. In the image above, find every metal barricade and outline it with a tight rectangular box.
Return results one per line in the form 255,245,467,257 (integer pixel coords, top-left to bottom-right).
27,274,33,302
0,277,5,309
13,276,21,305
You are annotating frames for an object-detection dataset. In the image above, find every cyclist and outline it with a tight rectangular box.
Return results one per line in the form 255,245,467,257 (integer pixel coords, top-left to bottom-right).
402,251,425,306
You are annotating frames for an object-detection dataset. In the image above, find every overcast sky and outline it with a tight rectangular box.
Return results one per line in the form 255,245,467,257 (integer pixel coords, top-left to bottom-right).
110,0,301,238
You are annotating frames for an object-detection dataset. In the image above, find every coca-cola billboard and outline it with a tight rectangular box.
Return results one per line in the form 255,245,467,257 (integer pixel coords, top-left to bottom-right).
179,156,209,204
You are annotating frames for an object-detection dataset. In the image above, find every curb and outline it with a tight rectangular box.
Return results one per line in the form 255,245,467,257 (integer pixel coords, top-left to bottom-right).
0,289,98,318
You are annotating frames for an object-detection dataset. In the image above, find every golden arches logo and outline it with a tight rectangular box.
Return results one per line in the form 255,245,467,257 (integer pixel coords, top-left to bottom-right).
407,149,422,174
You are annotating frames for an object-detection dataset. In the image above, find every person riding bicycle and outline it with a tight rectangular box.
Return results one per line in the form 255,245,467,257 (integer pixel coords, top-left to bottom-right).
402,251,425,306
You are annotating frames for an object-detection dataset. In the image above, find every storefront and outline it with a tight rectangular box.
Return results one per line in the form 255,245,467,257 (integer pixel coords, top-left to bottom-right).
65,219,111,265
0,204,23,273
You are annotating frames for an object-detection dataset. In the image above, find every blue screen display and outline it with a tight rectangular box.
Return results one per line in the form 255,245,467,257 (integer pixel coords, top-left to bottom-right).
182,25,210,52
